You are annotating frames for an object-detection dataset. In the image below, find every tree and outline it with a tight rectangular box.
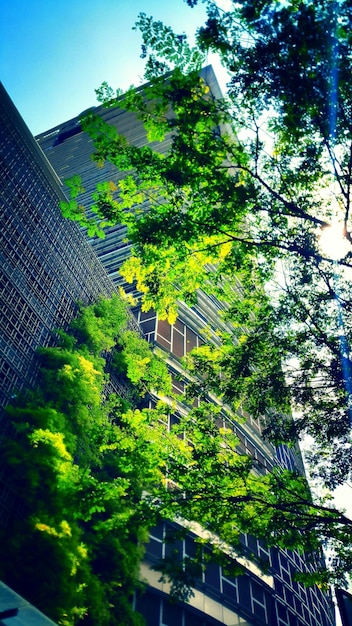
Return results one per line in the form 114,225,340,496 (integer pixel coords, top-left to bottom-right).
57,0,352,591
3,295,352,609
61,0,352,488
0,295,174,625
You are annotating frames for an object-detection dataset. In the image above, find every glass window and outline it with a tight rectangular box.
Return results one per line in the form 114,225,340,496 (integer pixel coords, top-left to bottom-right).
164,536,183,559
238,576,251,611
157,335,172,350
277,602,290,626
185,611,203,626
174,318,184,333
288,612,298,626
161,599,182,626
140,317,156,338
279,554,292,585
185,535,197,559
146,536,163,559
246,534,258,554
173,328,185,358
251,580,268,622
205,562,220,590
135,592,161,625
186,327,197,352
150,522,164,540
221,570,239,604
170,413,180,428
158,319,172,342
171,375,184,395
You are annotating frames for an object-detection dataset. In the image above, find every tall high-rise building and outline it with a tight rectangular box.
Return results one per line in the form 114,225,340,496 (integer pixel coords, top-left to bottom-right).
0,82,140,625
35,67,337,626
0,82,117,525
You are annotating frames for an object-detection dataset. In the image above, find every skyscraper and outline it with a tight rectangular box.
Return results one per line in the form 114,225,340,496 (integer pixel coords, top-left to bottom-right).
0,82,116,525
36,67,337,626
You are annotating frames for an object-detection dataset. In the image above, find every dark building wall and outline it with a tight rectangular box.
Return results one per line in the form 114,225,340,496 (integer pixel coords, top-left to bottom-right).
0,83,117,523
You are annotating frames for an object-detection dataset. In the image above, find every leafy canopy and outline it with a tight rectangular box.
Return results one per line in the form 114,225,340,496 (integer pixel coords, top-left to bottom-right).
3,290,352,620
0,295,173,625
61,0,352,490
57,0,352,592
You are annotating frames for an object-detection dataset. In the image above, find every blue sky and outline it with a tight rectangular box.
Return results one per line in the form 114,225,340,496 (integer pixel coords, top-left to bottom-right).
1,0,212,135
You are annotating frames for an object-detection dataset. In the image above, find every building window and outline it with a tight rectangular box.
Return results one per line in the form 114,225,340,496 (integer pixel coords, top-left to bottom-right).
147,522,165,561
276,602,290,626
250,579,268,623
220,568,239,604
279,553,293,586
155,317,204,359
137,309,157,342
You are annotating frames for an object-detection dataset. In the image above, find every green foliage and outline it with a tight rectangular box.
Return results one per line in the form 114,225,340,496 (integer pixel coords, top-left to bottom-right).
56,0,352,590
149,402,352,588
62,1,352,492
112,331,172,394
134,12,205,79
70,293,128,354
183,283,291,418
55,0,352,594
95,81,123,105
0,296,174,625
2,287,352,619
